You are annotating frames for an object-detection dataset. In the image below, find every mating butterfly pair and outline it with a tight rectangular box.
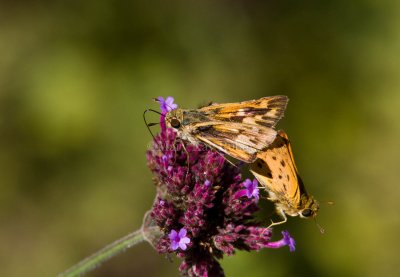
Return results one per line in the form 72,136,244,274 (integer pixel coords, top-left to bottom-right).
154,96,319,227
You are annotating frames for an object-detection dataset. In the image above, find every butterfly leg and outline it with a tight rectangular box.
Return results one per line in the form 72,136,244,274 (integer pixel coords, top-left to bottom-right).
171,137,178,164
267,209,287,228
180,141,191,180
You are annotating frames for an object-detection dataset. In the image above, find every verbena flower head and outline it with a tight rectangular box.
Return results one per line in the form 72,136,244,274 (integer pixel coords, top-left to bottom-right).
147,96,295,277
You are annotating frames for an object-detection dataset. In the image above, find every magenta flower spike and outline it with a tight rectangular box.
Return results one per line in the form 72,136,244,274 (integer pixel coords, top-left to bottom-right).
147,96,296,276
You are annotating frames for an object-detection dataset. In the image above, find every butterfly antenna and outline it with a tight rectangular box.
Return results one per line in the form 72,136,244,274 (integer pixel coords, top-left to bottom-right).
314,217,325,234
320,200,335,207
143,109,162,146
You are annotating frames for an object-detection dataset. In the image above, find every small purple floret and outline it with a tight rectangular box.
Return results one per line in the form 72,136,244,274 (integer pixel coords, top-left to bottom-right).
169,228,191,251
282,230,296,252
243,179,260,201
235,179,259,202
157,96,178,114
265,230,296,252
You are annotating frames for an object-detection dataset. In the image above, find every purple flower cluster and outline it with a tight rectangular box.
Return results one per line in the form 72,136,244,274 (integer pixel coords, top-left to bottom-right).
147,97,295,277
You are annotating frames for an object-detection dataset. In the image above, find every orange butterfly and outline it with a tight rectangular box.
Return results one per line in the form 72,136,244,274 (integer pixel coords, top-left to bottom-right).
249,130,319,227
164,96,288,163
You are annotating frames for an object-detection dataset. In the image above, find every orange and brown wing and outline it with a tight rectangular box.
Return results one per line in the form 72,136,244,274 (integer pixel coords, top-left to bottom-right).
197,136,257,162
249,130,301,207
200,96,288,128
192,121,277,162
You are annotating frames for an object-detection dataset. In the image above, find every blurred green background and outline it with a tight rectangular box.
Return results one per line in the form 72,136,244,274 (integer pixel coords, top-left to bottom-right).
1,1,400,276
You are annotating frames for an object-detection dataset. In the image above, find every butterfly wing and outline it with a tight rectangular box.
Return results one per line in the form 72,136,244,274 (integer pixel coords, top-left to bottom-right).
192,121,277,162
249,130,301,210
199,95,288,128
166,96,288,162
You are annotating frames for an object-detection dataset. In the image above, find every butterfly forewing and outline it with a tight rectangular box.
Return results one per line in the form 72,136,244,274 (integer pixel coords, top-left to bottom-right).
191,122,277,162
249,130,319,220
164,95,288,163
197,136,257,162
200,96,288,127
250,131,301,207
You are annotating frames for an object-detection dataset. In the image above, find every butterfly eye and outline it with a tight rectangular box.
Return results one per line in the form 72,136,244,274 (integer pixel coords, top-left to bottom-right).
301,209,313,218
170,118,181,128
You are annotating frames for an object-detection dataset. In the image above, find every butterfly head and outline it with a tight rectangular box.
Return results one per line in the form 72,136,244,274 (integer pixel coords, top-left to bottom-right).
165,109,184,130
298,196,319,219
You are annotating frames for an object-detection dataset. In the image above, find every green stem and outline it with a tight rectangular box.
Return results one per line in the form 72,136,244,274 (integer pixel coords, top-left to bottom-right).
58,229,146,277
